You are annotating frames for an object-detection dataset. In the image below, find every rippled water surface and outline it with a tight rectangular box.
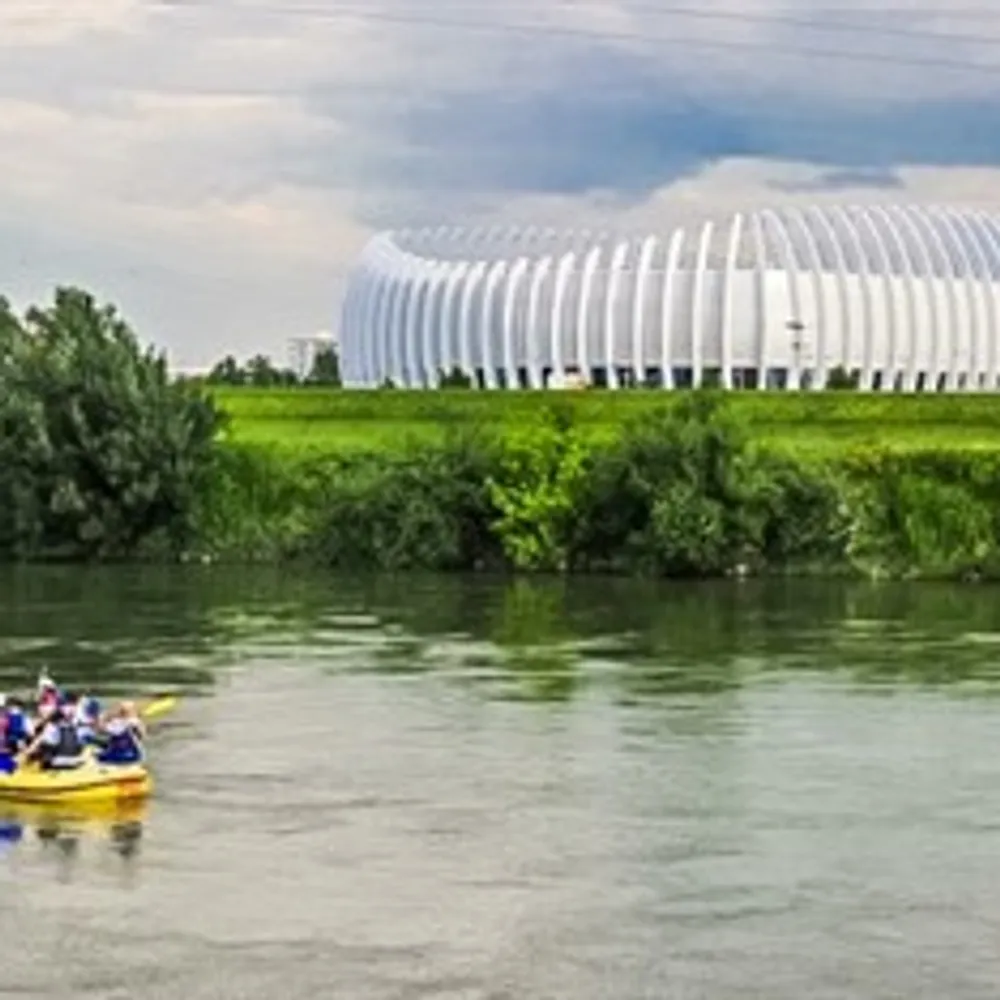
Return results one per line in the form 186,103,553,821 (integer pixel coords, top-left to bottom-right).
2,568,1000,999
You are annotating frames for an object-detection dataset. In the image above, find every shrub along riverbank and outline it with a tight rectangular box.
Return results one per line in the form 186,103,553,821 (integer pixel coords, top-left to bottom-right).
3,286,1000,580
200,392,1000,580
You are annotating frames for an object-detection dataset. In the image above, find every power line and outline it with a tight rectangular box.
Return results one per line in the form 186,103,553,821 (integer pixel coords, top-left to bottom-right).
149,0,1000,20
152,0,1000,78
196,0,1000,49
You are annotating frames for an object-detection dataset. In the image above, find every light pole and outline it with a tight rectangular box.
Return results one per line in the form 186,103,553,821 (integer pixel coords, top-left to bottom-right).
787,318,805,389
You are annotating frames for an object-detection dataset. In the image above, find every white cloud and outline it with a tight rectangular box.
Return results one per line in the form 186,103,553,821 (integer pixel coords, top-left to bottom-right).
0,0,997,367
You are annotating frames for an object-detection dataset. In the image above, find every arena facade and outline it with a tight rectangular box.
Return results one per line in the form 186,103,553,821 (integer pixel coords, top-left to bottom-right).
339,205,1000,391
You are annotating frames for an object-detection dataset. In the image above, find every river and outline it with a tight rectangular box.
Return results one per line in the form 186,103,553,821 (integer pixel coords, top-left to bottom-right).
1,567,1000,998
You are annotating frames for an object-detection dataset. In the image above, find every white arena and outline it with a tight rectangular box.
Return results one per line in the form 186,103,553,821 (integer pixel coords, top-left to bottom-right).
339,204,1000,391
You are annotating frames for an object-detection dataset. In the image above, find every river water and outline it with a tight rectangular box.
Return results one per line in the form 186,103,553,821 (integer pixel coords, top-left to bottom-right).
2,568,1000,999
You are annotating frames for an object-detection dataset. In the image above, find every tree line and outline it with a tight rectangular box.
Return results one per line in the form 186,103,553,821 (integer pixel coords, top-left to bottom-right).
200,359,860,392
203,346,341,386
1,284,992,578
200,355,473,389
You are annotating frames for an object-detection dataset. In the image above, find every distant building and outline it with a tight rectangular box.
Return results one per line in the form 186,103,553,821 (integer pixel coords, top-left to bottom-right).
339,205,1000,391
288,330,337,380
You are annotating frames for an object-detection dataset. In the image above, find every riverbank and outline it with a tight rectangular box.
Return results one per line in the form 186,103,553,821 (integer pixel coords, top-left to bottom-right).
212,387,1000,458
197,390,1000,580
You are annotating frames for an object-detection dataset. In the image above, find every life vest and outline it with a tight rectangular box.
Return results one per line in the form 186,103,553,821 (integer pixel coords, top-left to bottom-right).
99,718,143,764
0,710,28,753
40,719,84,769
74,697,100,726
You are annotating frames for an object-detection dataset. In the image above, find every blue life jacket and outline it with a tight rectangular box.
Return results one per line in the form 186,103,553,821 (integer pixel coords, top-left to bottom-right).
98,720,143,764
0,709,28,754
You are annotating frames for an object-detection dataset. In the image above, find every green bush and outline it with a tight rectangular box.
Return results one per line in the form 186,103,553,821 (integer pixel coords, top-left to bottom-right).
840,449,1000,578
196,390,1000,581
313,426,503,572
10,283,1000,581
0,288,222,561
487,405,590,572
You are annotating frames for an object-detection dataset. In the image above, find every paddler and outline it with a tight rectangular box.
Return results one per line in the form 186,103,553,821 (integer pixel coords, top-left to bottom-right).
0,695,33,774
72,692,102,745
35,671,60,717
96,701,145,765
0,695,12,774
0,696,31,753
21,698,86,771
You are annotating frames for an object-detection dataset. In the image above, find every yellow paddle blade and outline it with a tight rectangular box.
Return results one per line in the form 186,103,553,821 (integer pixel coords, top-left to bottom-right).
140,694,178,721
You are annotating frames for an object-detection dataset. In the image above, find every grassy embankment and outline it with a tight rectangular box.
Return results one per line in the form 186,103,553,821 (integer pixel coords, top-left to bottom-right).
196,389,1000,579
213,388,1000,458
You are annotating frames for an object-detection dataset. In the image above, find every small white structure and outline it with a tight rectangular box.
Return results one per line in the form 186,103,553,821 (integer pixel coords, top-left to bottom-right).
338,205,1000,391
288,330,337,379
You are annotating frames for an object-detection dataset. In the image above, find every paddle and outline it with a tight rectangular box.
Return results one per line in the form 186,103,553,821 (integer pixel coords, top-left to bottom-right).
138,694,178,722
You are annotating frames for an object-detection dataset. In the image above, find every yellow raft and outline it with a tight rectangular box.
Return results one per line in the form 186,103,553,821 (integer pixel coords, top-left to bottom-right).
0,761,153,805
0,692,176,805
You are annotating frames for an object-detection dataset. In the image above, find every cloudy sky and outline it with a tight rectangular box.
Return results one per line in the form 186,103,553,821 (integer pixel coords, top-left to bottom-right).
1,0,999,370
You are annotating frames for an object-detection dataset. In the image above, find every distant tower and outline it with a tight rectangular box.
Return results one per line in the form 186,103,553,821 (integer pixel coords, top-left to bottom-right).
287,330,337,379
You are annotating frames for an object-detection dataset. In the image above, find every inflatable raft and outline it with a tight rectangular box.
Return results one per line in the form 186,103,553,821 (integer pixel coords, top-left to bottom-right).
0,692,175,805
0,760,152,805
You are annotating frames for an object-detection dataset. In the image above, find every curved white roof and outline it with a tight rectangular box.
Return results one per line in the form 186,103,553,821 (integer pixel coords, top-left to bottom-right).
341,203,1000,391
367,205,1000,278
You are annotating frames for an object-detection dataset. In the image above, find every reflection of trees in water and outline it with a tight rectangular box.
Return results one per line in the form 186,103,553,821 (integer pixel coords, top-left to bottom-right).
355,575,1000,696
488,579,577,702
0,565,352,695
0,567,235,694
4,566,1000,703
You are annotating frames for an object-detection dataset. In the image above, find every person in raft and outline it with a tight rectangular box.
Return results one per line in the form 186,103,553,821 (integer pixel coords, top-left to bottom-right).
0,673,145,771
20,698,87,771
95,701,146,765
35,672,61,715
0,695,33,774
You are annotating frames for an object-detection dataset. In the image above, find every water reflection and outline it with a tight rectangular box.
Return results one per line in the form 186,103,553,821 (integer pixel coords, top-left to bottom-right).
0,566,230,697
3,568,1000,996
0,799,146,872
3,566,1000,707
349,575,1000,700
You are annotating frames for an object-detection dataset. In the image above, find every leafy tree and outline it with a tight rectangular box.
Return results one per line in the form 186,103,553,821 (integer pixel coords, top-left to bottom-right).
245,353,296,386
307,346,341,385
487,406,589,572
206,352,300,386
826,365,859,390
438,365,473,389
568,392,771,574
0,286,223,560
207,354,244,385
315,426,501,571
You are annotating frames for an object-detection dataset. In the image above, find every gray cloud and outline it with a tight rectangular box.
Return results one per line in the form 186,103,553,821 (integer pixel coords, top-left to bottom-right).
0,0,999,366
769,168,904,193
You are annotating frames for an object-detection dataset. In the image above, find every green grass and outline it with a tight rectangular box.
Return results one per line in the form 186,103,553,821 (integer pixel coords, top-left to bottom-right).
211,388,1000,457
222,418,439,453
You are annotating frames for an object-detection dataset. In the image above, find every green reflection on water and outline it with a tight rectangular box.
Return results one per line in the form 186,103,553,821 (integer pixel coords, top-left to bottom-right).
0,567,999,704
